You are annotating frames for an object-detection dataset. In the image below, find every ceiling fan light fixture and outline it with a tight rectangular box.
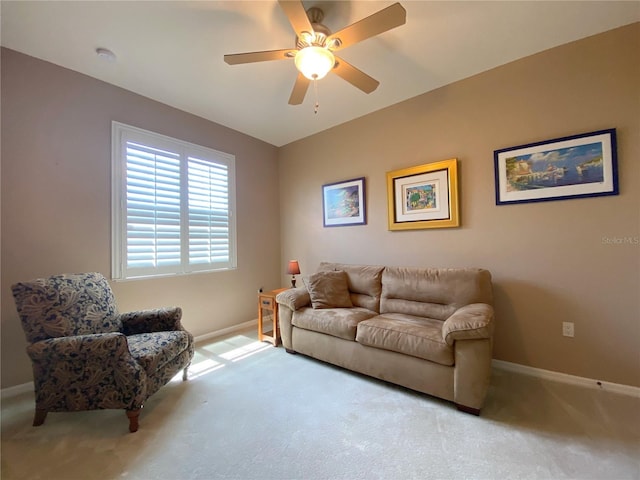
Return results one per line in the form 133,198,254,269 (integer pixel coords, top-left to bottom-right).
294,46,335,80
224,1,407,106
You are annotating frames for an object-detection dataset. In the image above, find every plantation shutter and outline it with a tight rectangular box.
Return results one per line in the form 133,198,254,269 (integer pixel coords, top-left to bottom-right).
188,157,231,269
112,122,236,280
125,142,182,276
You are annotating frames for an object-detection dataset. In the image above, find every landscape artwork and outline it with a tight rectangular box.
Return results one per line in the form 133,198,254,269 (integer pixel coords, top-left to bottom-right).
494,129,618,205
403,181,438,214
326,185,359,219
505,142,604,192
322,177,366,227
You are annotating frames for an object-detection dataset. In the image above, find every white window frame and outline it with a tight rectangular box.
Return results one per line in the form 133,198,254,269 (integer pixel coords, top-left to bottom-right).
111,121,237,280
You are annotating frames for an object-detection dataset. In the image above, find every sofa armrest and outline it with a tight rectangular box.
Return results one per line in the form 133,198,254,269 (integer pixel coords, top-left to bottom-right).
276,288,310,311
120,307,183,335
26,332,132,362
442,303,494,346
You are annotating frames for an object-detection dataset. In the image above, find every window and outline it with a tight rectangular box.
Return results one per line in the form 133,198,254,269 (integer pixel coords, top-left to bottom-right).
112,122,236,280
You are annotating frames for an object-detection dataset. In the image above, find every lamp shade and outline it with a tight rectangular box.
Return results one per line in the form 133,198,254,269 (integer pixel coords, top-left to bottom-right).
287,260,301,275
294,46,335,80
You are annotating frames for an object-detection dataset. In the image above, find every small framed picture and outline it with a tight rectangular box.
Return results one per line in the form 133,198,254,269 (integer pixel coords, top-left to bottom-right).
322,177,366,227
386,158,459,230
494,128,618,205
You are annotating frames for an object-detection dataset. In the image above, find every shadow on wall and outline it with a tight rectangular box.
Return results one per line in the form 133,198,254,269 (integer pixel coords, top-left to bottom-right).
491,279,595,375
0,306,31,388
491,281,527,362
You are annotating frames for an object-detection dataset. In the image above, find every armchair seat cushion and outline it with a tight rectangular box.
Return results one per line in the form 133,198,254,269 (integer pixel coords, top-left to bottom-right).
356,313,454,366
127,331,191,376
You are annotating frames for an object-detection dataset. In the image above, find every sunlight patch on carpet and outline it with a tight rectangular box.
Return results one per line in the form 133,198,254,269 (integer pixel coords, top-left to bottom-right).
219,341,271,362
171,335,273,381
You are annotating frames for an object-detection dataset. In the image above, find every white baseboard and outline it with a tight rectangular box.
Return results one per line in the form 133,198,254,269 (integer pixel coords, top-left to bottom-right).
492,359,640,397
1,381,34,400
193,319,256,344
0,320,259,401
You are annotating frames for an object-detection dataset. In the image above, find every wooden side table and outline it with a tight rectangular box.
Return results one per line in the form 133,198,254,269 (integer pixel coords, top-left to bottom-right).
257,288,288,346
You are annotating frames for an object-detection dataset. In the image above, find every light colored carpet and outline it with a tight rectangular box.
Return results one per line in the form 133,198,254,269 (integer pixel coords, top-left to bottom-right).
1,329,639,480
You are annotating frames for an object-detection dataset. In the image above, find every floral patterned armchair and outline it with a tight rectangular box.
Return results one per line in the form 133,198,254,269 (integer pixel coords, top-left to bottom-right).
11,272,194,433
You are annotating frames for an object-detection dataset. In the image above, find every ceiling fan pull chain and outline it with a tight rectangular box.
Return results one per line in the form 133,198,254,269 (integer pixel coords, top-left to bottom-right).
313,76,320,114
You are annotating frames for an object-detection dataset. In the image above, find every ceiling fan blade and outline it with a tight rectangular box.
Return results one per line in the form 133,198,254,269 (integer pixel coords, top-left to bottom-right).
327,3,406,51
333,57,379,94
278,0,313,38
289,72,310,105
224,49,296,65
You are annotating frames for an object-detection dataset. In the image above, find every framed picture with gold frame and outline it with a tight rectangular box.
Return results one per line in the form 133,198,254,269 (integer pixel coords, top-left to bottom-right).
386,158,459,230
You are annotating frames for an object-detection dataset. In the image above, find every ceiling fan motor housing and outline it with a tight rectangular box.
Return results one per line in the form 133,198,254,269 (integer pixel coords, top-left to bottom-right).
295,7,340,50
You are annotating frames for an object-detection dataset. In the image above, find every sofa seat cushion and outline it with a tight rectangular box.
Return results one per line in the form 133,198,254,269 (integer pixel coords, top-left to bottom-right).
292,307,378,341
355,313,453,366
127,331,191,375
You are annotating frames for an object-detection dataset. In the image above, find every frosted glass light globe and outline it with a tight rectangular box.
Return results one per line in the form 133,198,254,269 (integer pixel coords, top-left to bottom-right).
294,46,335,80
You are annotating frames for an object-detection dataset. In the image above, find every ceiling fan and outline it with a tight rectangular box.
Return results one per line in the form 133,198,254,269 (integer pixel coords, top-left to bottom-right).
224,0,406,108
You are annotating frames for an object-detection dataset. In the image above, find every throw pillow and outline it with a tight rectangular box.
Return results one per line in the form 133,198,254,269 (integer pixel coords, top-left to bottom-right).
304,270,353,309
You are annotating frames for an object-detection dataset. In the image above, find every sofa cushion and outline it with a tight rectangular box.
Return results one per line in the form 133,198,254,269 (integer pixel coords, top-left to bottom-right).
355,313,454,366
127,331,191,375
380,267,493,321
304,270,353,309
318,262,384,312
292,307,377,341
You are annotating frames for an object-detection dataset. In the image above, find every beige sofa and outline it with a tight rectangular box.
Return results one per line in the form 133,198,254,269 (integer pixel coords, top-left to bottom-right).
276,262,495,414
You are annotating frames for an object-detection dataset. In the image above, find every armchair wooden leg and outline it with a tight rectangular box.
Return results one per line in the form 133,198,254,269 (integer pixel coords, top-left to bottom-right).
33,409,47,426
126,408,141,433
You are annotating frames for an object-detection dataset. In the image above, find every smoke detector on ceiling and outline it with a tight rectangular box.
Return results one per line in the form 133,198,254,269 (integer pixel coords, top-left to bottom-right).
95,47,116,62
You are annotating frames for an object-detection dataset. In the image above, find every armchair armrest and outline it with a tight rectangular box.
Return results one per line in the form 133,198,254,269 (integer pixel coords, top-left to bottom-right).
276,288,310,311
120,307,183,335
442,303,494,346
26,333,146,413
26,332,131,362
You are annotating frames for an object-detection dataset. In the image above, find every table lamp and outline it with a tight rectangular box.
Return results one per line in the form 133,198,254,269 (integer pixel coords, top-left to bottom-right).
287,260,301,288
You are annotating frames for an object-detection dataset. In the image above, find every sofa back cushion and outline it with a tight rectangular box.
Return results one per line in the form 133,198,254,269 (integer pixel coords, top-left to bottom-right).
380,267,493,321
318,262,384,312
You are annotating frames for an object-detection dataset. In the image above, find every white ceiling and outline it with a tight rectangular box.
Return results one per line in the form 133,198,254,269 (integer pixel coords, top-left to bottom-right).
2,1,638,147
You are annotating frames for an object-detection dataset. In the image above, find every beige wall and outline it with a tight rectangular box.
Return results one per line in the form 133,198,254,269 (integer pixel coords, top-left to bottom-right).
2,24,638,391
278,24,640,387
1,48,281,388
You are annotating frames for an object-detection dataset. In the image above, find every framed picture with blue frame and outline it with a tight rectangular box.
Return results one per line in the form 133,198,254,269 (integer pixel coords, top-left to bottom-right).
322,177,366,227
494,128,618,206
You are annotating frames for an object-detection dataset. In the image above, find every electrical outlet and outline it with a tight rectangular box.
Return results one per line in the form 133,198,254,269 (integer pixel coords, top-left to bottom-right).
562,322,574,337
